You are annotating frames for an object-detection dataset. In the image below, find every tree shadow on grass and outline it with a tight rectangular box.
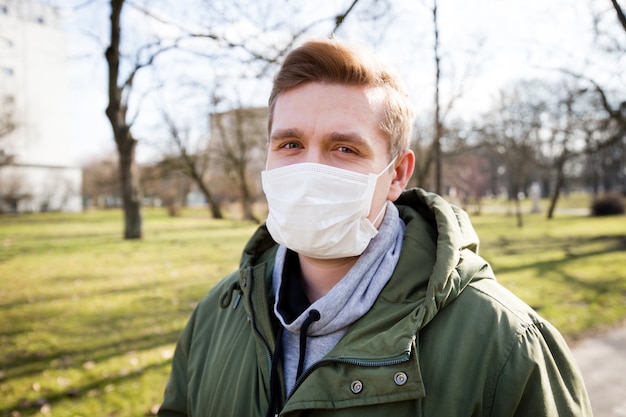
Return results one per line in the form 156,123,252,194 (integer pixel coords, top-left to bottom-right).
0,234,119,264
0,219,252,265
0,358,172,416
489,234,626,309
0,283,203,415
1,324,182,378
0,270,208,379
1,271,201,309
493,234,626,275
493,234,626,256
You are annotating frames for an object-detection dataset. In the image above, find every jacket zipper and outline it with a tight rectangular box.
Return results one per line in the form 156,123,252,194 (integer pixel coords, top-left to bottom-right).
249,307,280,417
240,267,273,367
286,351,412,404
242,266,281,417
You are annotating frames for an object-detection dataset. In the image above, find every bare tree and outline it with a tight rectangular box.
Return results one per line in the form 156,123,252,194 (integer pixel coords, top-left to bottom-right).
584,77,625,152
160,111,224,219
141,160,190,216
478,80,547,227
539,81,595,219
105,0,144,239
0,171,31,213
556,73,626,197
410,0,484,194
587,0,626,135
431,0,443,194
409,115,436,189
104,0,221,237
82,152,121,208
474,76,620,222
210,104,267,223
559,0,626,196
447,151,490,214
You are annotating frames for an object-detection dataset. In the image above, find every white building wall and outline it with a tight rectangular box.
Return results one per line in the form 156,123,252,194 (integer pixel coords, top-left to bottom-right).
0,0,82,212
1,164,82,212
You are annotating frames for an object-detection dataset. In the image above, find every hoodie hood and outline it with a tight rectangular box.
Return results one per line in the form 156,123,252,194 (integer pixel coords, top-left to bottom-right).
394,188,492,331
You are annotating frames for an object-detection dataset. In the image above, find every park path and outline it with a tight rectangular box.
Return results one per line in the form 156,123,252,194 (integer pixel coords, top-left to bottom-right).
572,324,626,417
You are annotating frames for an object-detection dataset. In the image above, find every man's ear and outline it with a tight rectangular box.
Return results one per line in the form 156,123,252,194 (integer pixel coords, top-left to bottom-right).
387,149,415,201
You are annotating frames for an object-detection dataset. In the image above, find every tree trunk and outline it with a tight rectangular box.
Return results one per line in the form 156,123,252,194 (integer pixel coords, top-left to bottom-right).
237,166,259,223
105,0,142,239
432,1,443,195
190,169,223,219
547,157,566,220
510,176,524,228
241,189,258,223
118,137,142,238
590,154,600,197
514,196,524,228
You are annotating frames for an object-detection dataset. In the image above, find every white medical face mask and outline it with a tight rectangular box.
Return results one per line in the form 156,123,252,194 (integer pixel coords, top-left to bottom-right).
261,158,396,259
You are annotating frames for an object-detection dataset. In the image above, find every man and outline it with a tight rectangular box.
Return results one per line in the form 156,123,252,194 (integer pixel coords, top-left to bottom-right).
158,39,592,417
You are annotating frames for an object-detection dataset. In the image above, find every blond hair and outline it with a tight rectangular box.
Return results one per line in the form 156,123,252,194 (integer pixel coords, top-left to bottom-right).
268,39,414,158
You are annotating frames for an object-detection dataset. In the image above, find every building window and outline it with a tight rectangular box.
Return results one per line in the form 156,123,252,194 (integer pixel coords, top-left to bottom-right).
0,5,8,14
36,16,45,24
1,67,14,77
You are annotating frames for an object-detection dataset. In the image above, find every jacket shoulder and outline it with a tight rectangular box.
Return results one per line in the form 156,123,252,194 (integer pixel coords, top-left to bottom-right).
419,279,592,416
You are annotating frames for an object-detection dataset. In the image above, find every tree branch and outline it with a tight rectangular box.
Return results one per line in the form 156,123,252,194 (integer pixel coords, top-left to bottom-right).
559,68,623,121
331,0,361,37
610,0,626,33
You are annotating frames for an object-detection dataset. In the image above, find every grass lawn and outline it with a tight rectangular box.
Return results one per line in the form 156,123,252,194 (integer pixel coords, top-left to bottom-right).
0,209,258,417
469,210,626,339
1,206,625,416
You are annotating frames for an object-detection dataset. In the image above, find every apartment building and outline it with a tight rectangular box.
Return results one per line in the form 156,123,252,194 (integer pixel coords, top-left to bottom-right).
0,0,81,212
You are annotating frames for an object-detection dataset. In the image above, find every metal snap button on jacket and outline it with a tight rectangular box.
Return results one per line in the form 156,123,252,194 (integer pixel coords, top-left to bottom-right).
350,380,363,394
394,372,408,386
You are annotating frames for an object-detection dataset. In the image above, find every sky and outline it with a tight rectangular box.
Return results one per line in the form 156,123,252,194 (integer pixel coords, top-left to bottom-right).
50,0,621,166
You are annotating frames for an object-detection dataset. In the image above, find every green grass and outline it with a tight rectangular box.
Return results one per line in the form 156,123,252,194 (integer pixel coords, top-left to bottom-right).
0,207,625,416
469,211,626,339
0,209,257,417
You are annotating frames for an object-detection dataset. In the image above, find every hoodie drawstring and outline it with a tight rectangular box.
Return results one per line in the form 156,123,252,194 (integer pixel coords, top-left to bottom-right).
266,309,320,417
296,309,320,379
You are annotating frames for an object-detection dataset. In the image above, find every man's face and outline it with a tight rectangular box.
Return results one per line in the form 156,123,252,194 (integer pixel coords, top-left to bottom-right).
267,82,396,226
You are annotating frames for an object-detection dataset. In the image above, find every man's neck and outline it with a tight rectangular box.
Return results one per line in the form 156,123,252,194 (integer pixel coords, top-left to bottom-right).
298,254,358,303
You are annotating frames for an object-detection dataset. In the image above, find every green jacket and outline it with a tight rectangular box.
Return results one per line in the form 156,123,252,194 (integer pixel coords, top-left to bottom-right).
158,188,592,417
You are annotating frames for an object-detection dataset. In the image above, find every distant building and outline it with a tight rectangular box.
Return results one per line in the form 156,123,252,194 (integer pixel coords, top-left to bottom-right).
208,106,268,203
0,0,81,212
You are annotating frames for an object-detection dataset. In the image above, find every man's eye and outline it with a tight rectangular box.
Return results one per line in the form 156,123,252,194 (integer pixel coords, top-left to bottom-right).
281,142,301,149
337,146,355,154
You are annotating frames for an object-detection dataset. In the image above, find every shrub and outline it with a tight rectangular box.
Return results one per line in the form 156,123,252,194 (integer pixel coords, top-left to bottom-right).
591,192,625,216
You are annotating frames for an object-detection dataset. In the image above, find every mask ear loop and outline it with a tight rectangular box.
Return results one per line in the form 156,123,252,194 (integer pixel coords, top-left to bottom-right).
367,156,398,226
379,156,398,178
370,201,388,227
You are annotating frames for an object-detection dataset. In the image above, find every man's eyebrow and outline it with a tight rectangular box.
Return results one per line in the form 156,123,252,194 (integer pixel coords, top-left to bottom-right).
270,128,303,141
328,132,371,149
